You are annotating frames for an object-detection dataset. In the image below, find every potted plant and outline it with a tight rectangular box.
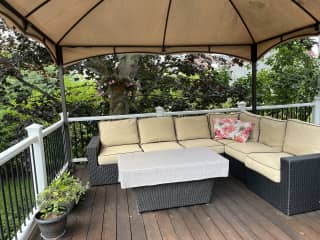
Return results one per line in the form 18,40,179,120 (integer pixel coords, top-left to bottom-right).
35,186,70,239
35,172,88,239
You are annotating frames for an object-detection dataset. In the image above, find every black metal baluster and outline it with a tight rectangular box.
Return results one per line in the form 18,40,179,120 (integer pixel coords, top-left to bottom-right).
9,159,22,232
55,128,62,171
0,167,11,240
72,122,79,158
79,122,84,157
308,107,312,122
59,127,65,167
18,151,30,219
43,138,50,183
51,131,57,179
56,129,62,173
23,150,34,211
4,165,18,240
31,146,39,197
49,134,56,181
48,135,54,183
48,135,55,183
0,213,5,240
15,154,26,225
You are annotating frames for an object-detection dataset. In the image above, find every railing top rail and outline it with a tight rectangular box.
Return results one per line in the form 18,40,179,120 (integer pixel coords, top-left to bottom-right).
68,102,314,122
253,102,315,111
43,119,64,137
0,135,37,166
68,107,240,122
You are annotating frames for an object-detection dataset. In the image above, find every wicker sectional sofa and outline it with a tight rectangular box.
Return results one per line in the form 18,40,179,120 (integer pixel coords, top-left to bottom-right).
87,111,320,215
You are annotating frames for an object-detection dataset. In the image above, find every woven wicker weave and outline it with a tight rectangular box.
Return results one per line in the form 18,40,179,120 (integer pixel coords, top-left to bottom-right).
133,179,214,212
87,136,119,185
227,153,320,215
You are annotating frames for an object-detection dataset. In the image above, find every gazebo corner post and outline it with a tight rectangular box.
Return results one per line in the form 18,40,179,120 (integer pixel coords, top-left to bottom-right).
56,46,72,165
251,44,258,113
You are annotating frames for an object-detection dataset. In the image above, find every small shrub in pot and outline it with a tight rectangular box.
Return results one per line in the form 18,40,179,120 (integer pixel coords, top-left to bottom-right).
35,172,88,239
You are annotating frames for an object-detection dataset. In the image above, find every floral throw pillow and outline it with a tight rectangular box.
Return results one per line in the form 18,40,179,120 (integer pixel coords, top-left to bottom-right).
213,118,253,143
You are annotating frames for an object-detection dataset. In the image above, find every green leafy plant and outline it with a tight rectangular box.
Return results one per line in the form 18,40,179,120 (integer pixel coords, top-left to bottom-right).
54,171,88,205
36,186,70,220
36,172,88,220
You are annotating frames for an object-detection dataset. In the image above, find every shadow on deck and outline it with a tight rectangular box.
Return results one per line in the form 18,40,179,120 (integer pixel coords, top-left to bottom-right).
31,164,320,240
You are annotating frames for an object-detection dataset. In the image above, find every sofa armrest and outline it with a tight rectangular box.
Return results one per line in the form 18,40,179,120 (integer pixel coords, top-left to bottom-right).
281,153,320,170
280,153,320,180
280,153,320,214
87,136,101,166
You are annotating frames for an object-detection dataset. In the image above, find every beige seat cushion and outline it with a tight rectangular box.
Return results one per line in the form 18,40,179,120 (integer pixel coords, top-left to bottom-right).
138,117,176,144
99,119,139,147
283,119,320,155
246,152,293,183
217,139,237,145
141,142,183,152
225,142,280,163
259,117,286,151
175,116,210,140
98,144,142,165
239,112,261,142
208,113,239,137
179,139,224,153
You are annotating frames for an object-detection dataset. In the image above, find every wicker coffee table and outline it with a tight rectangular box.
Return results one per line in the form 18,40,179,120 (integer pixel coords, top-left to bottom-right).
118,147,229,212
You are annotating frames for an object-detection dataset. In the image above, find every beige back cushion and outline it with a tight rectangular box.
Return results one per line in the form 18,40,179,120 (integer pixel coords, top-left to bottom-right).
283,120,320,155
99,119,139,147
239,112,260,142
208,113,239,137
259,117,286,150
175,115,210,141
138,117,176,144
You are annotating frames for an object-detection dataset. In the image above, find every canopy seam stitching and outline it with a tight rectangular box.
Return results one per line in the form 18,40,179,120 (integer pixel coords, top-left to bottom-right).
291,0,319,24
57,0,104,45
25,0,51,18
162,0,172,52
228,0,256,44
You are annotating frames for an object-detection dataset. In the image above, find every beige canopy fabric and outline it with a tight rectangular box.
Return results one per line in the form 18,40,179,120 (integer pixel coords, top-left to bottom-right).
1,0,320,65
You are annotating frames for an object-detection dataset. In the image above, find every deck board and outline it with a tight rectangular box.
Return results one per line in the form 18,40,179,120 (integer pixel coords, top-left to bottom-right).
30,165,320,240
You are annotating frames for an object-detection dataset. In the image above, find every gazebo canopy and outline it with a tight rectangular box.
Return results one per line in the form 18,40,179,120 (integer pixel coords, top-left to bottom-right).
1,0,320,65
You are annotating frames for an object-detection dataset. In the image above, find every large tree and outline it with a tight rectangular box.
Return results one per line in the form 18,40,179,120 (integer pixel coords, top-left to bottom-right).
232,38,320,105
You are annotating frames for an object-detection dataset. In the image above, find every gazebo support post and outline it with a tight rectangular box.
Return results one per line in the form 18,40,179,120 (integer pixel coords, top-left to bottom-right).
56,46,72,164
251,44,258,113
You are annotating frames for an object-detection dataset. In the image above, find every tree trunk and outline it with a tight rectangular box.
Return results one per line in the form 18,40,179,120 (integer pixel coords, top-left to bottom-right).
109,54,140,115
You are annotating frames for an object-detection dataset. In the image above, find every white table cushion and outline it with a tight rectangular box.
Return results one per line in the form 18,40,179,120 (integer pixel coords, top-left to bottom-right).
118,147,229,188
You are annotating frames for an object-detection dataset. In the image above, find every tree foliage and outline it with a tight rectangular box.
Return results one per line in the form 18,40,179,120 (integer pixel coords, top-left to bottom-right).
233,38,320,105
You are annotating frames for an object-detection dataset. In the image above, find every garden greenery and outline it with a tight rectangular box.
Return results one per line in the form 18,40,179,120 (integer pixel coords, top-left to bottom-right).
37,172,88,220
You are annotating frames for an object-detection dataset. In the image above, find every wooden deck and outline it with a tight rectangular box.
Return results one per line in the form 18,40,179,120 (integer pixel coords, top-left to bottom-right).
31,165,320,240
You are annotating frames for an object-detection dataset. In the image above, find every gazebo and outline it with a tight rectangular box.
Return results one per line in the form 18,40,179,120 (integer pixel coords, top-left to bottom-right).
1,1,320,239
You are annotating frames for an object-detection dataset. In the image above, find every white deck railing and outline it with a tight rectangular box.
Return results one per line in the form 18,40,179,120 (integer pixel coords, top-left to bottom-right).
68,101,318,122
0,114,67,240
68,99,320,163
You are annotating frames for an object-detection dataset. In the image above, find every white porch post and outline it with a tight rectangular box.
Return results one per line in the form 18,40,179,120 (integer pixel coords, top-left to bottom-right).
237,101,247,112
312,96,320,125
26,124,48,194
155,106,165,116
